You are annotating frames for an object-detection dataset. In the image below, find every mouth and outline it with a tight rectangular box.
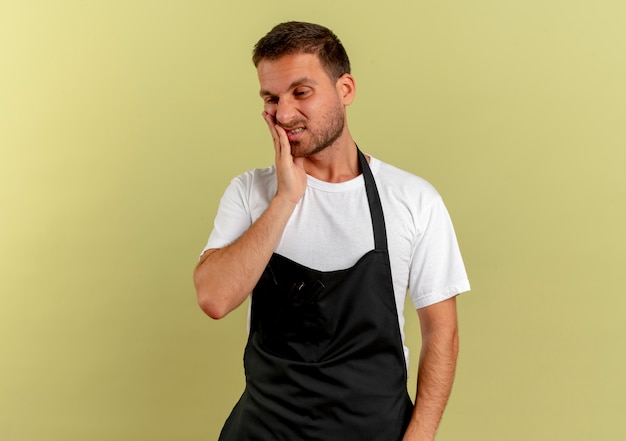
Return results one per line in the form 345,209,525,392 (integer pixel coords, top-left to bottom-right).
284,127,305,142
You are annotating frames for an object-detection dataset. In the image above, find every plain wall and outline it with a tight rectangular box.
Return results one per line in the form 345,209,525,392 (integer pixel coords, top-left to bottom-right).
1,1,625,439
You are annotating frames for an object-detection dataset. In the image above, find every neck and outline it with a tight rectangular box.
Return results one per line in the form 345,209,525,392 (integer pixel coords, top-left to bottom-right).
303,134,361,183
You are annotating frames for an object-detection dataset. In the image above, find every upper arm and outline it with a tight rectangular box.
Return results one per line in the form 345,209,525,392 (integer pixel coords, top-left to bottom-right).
203,169,275,255
408,193,470,309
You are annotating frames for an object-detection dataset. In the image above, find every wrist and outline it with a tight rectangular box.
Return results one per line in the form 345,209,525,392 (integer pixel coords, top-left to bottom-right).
273,191,302,210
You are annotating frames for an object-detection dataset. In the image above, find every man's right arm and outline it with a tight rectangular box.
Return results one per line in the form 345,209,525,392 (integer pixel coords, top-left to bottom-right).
193,111,306,319
194,194,297,319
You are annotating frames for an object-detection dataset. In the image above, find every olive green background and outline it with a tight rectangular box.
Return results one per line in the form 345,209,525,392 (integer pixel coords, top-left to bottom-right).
1,1,624,440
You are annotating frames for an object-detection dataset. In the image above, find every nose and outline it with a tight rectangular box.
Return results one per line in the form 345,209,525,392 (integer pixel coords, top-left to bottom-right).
275,98,298,127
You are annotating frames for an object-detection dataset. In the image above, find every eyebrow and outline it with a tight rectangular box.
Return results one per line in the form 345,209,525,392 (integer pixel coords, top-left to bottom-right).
259,77,317,97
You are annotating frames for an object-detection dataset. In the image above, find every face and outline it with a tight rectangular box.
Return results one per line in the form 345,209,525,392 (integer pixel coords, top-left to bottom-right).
257,53,352,157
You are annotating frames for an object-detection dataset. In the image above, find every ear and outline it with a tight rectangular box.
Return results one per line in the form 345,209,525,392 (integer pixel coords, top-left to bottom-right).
336,73,356,106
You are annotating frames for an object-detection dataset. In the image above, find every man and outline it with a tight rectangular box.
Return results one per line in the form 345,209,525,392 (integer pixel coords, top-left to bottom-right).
194,21,470,441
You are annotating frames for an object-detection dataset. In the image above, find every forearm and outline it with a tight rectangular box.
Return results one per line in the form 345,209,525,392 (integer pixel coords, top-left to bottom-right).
403,319,459,440
194,194,297,319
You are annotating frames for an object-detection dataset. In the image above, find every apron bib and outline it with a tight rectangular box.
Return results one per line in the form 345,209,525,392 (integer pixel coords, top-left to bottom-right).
219,150,413,441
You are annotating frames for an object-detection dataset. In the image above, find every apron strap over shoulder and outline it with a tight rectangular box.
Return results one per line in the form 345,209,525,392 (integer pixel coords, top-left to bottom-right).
358,148,388,251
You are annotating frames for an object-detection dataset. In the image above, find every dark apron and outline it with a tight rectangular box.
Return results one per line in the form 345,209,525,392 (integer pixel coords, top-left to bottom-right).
219,150,413,441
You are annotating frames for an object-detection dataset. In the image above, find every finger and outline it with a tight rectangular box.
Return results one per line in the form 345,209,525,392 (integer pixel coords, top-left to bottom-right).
262,111,279,144
262,111,291,161
273,124,291,159
262,112,282,162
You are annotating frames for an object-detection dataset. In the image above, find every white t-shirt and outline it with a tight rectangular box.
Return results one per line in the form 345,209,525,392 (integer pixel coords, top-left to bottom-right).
203,155,470,366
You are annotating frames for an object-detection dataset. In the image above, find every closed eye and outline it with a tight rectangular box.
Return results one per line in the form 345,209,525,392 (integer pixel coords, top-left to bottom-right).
294,87,312,98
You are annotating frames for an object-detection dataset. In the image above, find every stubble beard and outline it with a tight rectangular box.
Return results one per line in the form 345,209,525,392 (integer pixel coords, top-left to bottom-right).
288,104,345,158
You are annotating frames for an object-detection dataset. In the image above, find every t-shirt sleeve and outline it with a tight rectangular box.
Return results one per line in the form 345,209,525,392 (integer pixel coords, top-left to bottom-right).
201,176,253,257
408,194,470,309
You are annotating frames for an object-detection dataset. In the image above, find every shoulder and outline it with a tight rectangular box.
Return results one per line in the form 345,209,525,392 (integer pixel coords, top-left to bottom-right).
370,156,441,205
225,164,276,199
230,164,276,188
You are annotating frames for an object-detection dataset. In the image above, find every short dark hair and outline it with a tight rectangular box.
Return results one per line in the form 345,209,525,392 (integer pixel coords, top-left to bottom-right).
252,21,351,81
